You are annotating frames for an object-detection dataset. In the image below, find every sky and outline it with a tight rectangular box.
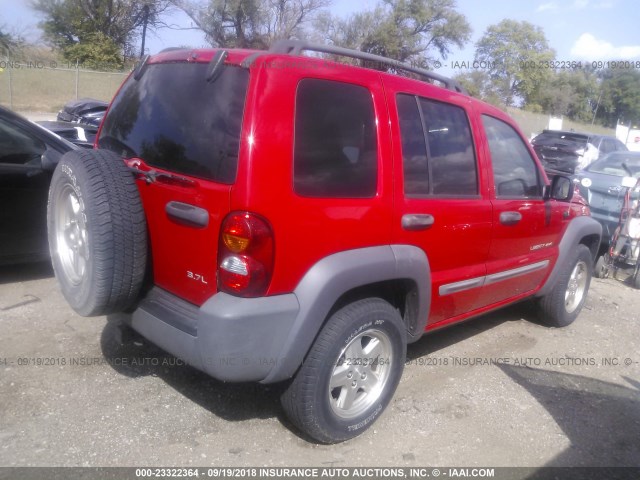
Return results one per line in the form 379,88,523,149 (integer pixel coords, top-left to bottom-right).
2,0,640,76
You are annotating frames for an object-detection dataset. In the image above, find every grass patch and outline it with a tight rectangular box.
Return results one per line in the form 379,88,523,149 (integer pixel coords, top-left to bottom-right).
0,65,127,112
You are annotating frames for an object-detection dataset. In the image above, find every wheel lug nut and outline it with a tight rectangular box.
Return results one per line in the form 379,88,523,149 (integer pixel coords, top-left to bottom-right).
347,372,352,378
351,380,357,387
361,373,366,380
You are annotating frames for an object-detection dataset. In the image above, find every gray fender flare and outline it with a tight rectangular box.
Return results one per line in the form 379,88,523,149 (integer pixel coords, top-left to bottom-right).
536,215,602,298
262,245,431,383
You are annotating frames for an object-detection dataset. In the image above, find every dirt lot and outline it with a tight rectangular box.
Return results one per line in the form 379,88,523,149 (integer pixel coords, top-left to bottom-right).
0,262,639,468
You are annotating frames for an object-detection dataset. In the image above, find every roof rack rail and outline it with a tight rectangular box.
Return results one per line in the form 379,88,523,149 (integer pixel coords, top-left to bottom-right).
269,39,467,95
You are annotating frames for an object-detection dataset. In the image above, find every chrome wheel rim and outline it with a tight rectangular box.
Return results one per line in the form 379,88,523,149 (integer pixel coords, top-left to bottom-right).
329,328,392,419
54,185,89,285
565,260,588,314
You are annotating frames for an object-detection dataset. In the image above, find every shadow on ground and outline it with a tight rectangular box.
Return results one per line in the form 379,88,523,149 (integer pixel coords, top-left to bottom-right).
0,261,53,285
407,300,542,361
99,315,286,426
98,301,545,442
498,364,640,475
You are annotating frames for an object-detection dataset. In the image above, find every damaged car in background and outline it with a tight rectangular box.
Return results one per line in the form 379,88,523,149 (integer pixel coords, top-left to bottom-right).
532,129,627,175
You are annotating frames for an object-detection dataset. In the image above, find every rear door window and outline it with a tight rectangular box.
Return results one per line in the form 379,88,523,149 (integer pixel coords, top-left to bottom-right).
98,63,249,184
397,94,478,196
293,79,378,198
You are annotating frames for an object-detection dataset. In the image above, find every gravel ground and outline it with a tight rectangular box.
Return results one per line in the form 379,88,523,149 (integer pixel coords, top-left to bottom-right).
0,262,639,468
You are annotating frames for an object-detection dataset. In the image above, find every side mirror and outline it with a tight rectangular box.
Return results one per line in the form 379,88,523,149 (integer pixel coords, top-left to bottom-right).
544,175,574,202
41,148,60,171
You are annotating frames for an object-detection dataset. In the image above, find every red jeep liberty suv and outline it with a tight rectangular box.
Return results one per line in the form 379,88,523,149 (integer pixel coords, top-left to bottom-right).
47,41,601,443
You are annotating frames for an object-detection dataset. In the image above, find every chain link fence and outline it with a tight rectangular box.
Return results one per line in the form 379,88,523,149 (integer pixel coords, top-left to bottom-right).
0,59,129,112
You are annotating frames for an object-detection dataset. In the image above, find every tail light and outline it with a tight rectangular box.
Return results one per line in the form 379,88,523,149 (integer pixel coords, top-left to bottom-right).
217,212,274,297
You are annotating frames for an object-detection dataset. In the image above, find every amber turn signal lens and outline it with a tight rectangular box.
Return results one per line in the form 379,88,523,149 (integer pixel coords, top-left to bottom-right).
223,233,250,252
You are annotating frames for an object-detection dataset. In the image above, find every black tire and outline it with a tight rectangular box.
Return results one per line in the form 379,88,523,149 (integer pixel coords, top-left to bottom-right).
633,265,640,290
537,244,592,327
47,149,147,316
281,298,406,444
594,254,608,279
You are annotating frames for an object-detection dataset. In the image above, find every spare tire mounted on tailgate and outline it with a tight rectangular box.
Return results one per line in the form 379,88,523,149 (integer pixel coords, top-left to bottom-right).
48,149,147,316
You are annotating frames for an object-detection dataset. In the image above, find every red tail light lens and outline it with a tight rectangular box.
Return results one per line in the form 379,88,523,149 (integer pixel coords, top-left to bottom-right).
217,212,274,297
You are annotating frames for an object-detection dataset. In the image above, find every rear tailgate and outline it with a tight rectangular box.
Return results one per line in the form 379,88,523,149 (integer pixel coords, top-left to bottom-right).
98,60,250,305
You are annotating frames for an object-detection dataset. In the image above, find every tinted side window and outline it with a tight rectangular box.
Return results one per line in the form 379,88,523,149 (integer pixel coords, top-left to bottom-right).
420,99,477,196
0,117,45,165
600,138,614,154
294,79,377,198
482,115,542,198
397,94,429,195
397,94,478,196
614,139,627,151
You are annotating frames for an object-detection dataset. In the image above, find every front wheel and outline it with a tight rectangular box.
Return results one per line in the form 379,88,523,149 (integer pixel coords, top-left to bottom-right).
594,254,610,279
281,298,406,443
537,244,593,327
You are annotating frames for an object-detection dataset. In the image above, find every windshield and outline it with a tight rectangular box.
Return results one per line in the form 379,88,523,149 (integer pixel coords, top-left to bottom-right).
98,62,249,183
586,153,640,177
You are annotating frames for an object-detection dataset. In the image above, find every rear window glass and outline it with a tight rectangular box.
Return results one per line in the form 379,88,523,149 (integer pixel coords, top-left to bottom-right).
532,132,589,146
587,153,640,177
98,63,249,183
294,79,378,198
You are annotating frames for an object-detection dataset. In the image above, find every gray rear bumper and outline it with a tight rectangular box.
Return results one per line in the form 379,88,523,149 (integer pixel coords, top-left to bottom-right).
131,287,300,382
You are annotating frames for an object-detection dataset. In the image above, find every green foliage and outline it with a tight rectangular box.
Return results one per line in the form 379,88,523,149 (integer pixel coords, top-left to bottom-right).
453,70,505,108
316,0,471,69
597,68,640,127
531,69,599,123
475,19,555,107
0,23,25,56
62,32,124,69
31,0,170,65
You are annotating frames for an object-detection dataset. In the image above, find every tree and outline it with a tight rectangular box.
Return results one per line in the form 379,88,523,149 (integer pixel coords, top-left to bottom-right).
0,23,25,56
531,69,599,123
453,70,505,108
31,0,172,67
62,32,124,69
315,0,471,69
172,0,331,49
475,19,554,107
597,68,640,128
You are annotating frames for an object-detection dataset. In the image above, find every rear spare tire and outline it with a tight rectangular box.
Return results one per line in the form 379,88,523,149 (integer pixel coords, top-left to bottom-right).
47,149,147,316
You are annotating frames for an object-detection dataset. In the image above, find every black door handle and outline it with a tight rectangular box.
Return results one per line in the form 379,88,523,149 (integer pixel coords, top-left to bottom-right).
166,201,209,228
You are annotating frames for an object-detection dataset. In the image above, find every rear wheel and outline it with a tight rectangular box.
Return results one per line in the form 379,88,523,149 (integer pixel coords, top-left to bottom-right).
281,298,406,443
48,149,147,316
537,244,592,327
